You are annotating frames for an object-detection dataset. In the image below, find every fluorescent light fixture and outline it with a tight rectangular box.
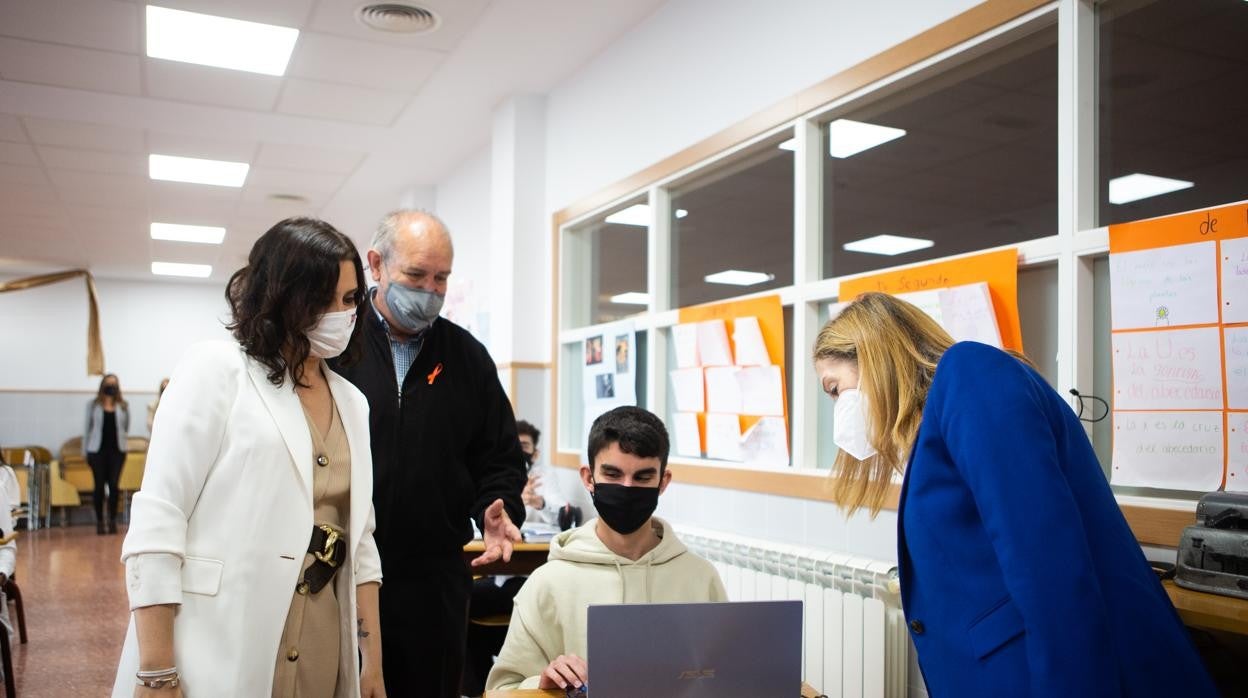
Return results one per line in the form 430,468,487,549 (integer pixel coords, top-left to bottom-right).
145,5,299,76
604,204,688,227
842,234,934,256
704,269,775,286
778,138,795,151
1107,173,1194,204
149,154,249,187
827,118,906,158
150,222,225,244
610,292,650,305
152,261,212,278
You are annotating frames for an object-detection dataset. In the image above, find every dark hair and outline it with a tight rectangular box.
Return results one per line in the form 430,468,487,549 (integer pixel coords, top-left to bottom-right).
226,217,367,387
586,406,669,475
95,373,127,407
516,419,541,446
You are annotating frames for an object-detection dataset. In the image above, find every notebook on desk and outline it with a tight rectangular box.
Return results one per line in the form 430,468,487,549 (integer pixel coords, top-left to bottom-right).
586,600,802,698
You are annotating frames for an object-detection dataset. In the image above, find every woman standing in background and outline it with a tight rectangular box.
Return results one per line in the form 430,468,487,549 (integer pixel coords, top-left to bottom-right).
83,373,128,535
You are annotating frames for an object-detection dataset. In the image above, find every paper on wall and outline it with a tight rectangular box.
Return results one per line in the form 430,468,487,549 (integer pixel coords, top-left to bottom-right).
669,368,705,413
1109,241,1219,330
1226,413,1248,493
939,282,1002,348
1110,327,1224,411
1110,411,1224,491
697,319,734,366
672,323,700,368
1225,326,1248,410
732,316,771,366
741,416,789,468
1222,236,1248,325
673,412,702,458
705,413,743,462
705,366,743,414
736,365,785,417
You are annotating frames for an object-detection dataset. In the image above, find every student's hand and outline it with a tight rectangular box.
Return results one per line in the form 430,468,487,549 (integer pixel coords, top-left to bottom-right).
537,654,588,690
472,499,521,567
359,664,386,698
522,475,545,509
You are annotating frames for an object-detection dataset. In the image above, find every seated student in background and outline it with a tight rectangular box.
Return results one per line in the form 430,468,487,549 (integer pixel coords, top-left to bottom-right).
485,406,727,692
516,419,568,526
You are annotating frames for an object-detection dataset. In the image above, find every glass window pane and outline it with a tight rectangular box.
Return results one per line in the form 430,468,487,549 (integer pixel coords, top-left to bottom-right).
562,196,648,329
823,25,1058,278
1018,264,1059,387
1097,0,1248,226
669,134,794,307
814,300,841,471
559,342,584,453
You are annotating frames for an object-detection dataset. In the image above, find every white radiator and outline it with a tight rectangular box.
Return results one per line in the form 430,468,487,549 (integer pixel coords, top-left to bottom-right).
676,526,909,698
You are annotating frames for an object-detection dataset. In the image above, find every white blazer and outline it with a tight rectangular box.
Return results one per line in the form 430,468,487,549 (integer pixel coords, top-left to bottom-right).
113,341,382,697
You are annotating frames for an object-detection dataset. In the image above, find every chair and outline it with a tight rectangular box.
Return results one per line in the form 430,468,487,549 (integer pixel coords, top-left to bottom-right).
0,572,23,698
49,460,82,527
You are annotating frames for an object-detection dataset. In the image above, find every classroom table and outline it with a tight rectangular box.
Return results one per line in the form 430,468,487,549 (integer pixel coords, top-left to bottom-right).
482,682,825,697
463,540,551,576
1164,580,1248,635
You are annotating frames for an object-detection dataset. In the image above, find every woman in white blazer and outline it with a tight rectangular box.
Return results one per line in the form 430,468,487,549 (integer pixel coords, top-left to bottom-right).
115,218,386,697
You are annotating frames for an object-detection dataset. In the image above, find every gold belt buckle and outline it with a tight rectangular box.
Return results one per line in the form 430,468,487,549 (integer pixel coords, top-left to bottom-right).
314,524,341,567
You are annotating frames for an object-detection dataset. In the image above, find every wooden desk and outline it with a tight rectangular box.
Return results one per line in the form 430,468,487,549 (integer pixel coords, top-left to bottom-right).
1164,580,1248,635
463,540,551,576
482,682,824,697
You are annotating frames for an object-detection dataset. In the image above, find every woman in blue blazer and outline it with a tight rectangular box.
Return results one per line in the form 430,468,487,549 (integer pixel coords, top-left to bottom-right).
813,292,1216,697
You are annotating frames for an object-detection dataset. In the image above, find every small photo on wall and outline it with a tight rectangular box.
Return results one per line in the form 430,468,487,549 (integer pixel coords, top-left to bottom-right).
615,335,630,374
585,336,603,365
596,372,615,399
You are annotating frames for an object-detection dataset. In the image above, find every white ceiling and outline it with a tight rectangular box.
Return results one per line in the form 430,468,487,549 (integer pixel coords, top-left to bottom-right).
0,0,666,281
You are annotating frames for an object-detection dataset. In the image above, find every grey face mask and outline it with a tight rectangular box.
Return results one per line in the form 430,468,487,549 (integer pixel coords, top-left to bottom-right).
383,279,444,334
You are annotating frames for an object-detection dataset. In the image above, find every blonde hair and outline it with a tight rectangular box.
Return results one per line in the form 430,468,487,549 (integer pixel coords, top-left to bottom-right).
813,292,954,516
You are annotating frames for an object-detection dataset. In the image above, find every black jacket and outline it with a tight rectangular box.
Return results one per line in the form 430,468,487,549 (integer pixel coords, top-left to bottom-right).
330,296,526,563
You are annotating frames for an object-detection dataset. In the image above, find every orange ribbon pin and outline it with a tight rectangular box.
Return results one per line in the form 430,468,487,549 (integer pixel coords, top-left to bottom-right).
427,363,443,385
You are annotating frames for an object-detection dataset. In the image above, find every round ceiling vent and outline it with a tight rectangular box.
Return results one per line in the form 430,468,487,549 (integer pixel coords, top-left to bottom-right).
268,193,308,204
356,3,440,34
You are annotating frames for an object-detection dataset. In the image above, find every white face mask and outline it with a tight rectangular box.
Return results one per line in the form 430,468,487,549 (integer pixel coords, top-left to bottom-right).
307,308,356,358
833,388,878,461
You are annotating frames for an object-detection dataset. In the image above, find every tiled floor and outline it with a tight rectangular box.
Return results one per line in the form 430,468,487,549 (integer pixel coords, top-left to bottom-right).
11,524,128,697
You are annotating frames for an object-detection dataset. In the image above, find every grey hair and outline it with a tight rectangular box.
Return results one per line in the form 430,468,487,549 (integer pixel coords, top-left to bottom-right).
371,209,452,262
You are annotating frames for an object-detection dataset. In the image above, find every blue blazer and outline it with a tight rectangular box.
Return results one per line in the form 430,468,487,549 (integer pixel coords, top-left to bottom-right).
898,342,1216,697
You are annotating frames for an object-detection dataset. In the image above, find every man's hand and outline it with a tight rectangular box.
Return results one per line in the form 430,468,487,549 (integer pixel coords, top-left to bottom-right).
537,654,588,690
471,498,521,568
521,474,545,510
359,664,387,698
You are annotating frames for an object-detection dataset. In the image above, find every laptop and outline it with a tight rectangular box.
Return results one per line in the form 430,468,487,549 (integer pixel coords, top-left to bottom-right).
585,600,802,698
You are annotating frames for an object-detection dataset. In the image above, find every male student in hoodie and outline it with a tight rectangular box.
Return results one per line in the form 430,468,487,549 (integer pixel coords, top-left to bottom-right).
485,406,728,692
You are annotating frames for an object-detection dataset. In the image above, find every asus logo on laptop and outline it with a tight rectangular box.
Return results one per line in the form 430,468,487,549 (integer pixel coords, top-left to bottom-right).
677,669,716,680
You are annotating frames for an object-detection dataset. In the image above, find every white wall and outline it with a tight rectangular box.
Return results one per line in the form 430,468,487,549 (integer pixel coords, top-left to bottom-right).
0,275,230,450
433,147,493,346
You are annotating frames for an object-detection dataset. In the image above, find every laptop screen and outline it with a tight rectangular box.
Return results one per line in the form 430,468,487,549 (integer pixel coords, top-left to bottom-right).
586,600,802,698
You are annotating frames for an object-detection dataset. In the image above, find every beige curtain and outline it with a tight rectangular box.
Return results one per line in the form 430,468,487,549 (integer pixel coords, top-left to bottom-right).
0,269,104,375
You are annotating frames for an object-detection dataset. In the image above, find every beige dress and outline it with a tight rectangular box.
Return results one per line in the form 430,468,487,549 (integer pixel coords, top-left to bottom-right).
272,400,351,697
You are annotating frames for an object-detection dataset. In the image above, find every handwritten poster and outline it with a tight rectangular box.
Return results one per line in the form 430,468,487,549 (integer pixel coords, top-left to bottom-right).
1108,201,1248,491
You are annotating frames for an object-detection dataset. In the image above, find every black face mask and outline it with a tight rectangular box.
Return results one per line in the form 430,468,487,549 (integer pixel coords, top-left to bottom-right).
103,385,119,397
591,482,659,535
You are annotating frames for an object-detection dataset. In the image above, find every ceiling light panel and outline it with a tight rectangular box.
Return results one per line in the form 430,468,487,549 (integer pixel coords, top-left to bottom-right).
842,234,934,256
703,270,775,286
603,204,688,227
150,223,225,244
149,154,249,187
152,261,212,278
1107,173,1194,204
827,118,906,158
609,292,650,305
145,5,299,76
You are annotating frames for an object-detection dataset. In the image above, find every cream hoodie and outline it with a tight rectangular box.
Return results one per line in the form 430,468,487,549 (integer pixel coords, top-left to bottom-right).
485,516,728,690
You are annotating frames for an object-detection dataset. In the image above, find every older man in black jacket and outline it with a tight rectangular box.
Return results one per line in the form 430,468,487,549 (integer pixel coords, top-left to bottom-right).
331,209,526,697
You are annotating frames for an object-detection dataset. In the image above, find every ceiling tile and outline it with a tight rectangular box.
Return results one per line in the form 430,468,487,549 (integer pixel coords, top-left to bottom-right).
36,146,147,176
0,0,140,53
276,79,410,125
148,240,223,266
23,117,145,153
286,32,442,92
254,142,364,174
147,180,242,221
147,0,316,30
234,198,321,223
0,164,48,187
0,183,58,207
245,167,345,196
0,142,40,167
64,205,147,227
47,170,147,207
306,0,491,51
146,130,257,163
0,37,141,95
144,59,283,112
0,114,26,143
